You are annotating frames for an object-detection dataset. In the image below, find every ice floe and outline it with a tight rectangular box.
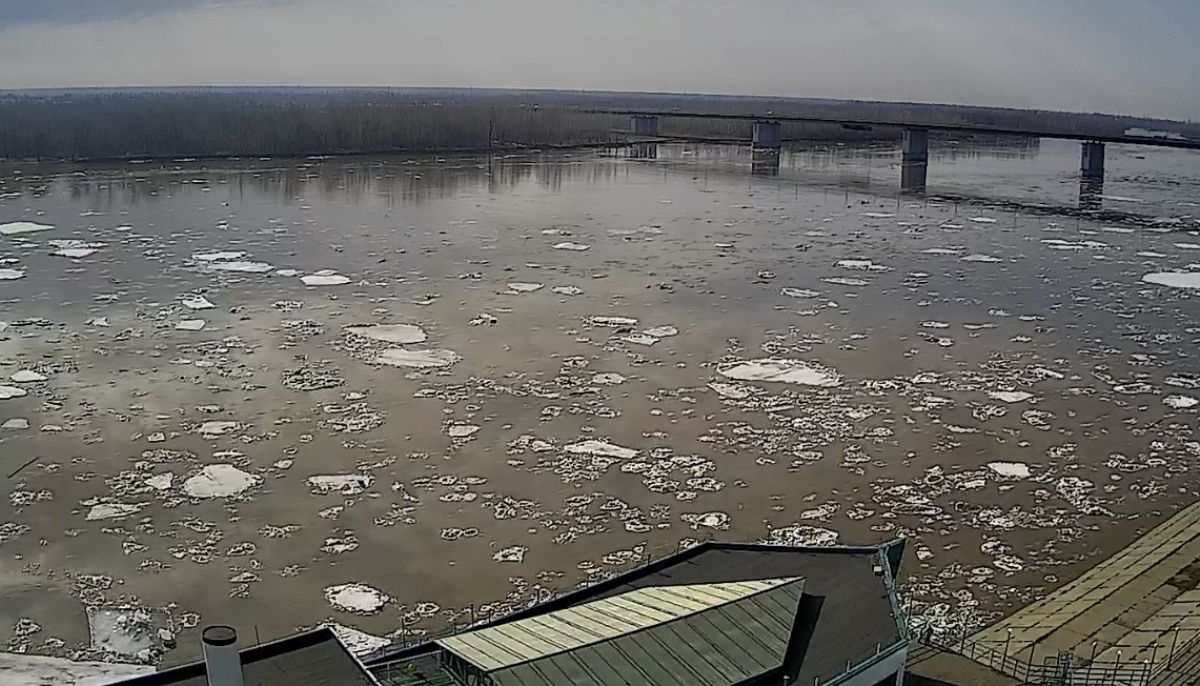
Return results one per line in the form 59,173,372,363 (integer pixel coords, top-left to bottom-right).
374,348,461,369
719,359,842,387
182,464,260,498
563,440,638,459
0,385,29,400
1142,272,1200,289
344,323,427,344
324,583,389,615
0,268,25,280
301,270,352,286
0,221,53,236
987,462,1032,479
10,370,46,383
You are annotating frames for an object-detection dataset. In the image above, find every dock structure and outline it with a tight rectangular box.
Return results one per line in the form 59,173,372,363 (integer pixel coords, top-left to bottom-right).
945,501,1200,685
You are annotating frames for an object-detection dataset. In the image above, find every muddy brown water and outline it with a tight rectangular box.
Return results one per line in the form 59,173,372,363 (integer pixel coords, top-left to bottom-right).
2,140,1200,662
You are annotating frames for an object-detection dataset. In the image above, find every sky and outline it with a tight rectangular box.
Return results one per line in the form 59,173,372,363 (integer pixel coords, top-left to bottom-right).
1,0,1197,120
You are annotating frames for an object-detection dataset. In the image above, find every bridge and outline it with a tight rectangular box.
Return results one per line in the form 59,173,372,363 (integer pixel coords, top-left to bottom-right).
591,108,1200,195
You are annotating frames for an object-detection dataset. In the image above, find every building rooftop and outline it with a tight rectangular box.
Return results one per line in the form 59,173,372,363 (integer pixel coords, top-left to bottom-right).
437,577,805,686
109,626,377,686
369,540,907,686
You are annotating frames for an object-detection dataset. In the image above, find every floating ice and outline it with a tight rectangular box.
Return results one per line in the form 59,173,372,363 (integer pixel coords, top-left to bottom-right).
552,285,583,296
193,251,246,262
585,316,638,327
2,418,29,429
962,254,1003,263
324,583,389,615
198,420,239,436
492,545,528,563
506,282,544,293
0,268,25,280
145,473,173,490
1177,243,1200,250
988,391,1033,404
86,502,147,521
447,424,480,438
835,259,889,271
683,511,731,531
0,221,53,236
86,316,109,327
553,242,590,251
987,462,1032,479
10,370,46,383
1142,272,1200,289
719,359,842,387
48,240,104,258
591,373,626,385
969,217,997,224
181,295,215,310
175,319,206,331
765,524,839,546
301,270,352,286
1165,395,1200,409
821,277,868,286
0,385,29,400
1137,251,1167,258
207,260,274,273
308,474,373,495
182,464,260,498
564,440,638,459
781,288,820,298
863,212,894,218
374,348,461,369
642,325,678,338
922,248,960,255
344,323,427,344
622,334,660,346
708,382,753,399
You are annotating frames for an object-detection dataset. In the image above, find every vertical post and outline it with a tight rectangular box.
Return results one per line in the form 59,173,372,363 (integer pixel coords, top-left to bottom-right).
1169,626,1180,667
1081,141,1105,180
1002,628,1012,667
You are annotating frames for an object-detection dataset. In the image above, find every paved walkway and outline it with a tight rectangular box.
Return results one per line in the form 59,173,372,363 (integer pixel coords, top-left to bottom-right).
957,501,1200,684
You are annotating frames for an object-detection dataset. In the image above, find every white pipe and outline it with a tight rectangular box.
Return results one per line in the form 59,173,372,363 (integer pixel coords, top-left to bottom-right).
201,625,245,686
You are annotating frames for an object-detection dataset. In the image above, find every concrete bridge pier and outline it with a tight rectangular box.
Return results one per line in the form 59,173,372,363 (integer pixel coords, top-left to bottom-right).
752,120,782,149
902,128,929,165
630,115,659,136
901,128,929,193
1081,141,1105,180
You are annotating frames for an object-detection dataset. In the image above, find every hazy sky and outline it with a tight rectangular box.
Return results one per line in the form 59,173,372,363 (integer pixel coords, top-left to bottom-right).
2,0,1197,120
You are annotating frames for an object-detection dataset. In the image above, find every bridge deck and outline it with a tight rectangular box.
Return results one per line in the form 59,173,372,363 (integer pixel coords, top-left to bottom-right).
588,109,1200,150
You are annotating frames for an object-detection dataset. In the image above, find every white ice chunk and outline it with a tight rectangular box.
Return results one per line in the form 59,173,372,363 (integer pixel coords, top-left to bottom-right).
1142,272,1200,289
301,270,351,286
345,323,427,344
719,359,842,387
564,439,638,459
987,462,1032,479
175,319,206,331
0,385,28,400
0,221,53,236
324,583,389,615
10,370,46,383
181,295,215,310
374,348,461,369
86,502,147,521
182,464,260,498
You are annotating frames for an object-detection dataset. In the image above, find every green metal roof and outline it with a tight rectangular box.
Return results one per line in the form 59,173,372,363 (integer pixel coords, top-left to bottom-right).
439,577,805,686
